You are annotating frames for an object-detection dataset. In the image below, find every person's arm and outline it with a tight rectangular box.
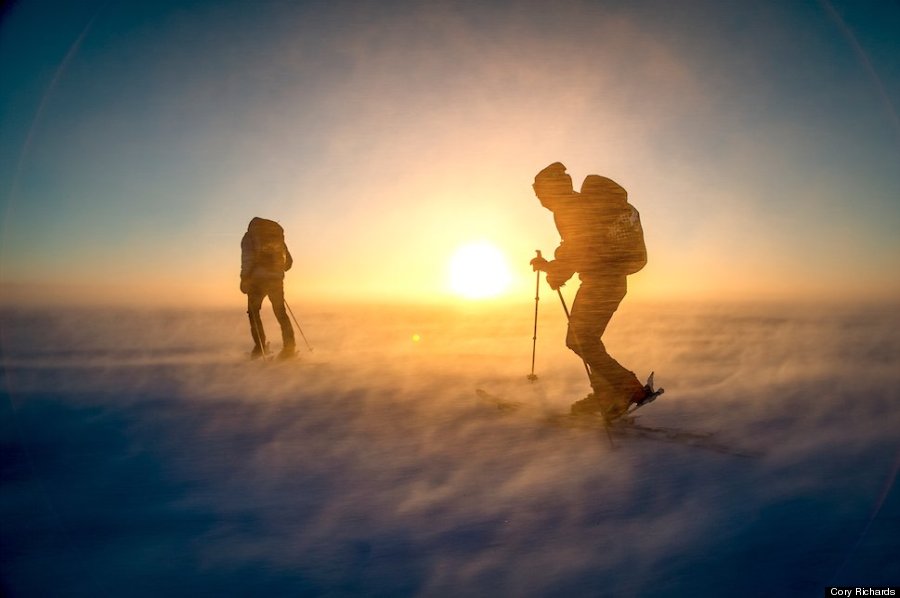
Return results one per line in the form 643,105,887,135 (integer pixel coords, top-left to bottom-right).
547,244,576,289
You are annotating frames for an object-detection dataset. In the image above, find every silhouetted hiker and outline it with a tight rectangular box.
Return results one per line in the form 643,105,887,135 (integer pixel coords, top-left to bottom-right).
530,162,651,420
240,217,295,359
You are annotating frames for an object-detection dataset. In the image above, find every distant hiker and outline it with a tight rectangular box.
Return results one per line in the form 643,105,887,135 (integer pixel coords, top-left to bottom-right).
530,162,651,420
240,217,295,359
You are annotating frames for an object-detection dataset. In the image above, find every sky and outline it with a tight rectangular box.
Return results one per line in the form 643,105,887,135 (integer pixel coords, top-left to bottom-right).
1,0,899,307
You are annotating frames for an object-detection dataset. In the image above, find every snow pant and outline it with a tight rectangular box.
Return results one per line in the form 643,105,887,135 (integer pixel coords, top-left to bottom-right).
247,279,295,352
566,275,642,400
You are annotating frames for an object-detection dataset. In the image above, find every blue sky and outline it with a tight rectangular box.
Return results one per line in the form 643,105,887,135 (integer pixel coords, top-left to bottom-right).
1,0,898,305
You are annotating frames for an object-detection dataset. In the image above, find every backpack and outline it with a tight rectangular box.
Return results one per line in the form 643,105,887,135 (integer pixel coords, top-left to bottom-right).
577,175,647,276
248,217,288,272
606,202,647,275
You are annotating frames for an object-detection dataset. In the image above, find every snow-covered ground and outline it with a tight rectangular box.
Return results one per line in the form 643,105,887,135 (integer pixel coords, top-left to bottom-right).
1,301,898,596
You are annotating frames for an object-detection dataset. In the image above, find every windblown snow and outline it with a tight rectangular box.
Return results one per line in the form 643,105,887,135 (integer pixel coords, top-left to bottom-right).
1,301,898,596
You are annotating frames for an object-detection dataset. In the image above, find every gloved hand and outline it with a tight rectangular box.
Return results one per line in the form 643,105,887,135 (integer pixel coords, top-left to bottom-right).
530,256,549,272
545,261,574,290
240,278,251,294
546,270,569,290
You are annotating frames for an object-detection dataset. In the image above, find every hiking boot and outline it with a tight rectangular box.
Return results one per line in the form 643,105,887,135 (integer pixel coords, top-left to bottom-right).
571,394,603,415
277,346,296,360
627,374,660,408
250,342,270,359
570,393,629,421
623,385,642,405
627,386,650,408
602,395,631,422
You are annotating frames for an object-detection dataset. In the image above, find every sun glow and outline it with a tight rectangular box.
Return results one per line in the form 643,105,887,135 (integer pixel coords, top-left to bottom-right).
448,241,513,300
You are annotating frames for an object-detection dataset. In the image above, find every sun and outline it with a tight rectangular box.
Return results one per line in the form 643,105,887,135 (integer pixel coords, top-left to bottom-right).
448,241,512,300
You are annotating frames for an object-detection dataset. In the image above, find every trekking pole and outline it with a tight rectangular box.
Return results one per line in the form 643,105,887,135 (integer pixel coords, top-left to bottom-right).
284,299,313,352
556,287,616,448
527,250,542,382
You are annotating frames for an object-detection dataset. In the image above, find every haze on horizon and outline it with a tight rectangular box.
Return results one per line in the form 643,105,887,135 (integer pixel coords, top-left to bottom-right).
1,0,899,308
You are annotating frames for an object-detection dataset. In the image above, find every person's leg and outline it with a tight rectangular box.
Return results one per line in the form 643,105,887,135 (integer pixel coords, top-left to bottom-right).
567,277,642,406
247,287,267,356
266,282,295,355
